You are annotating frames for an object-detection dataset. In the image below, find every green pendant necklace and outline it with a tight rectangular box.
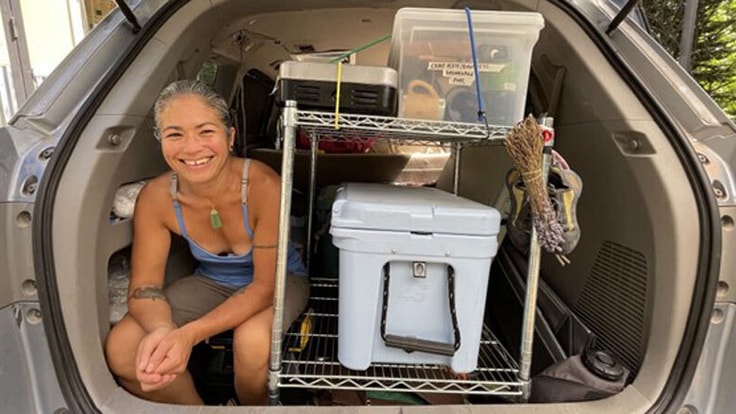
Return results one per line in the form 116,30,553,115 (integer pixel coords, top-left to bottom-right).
209,205,222,229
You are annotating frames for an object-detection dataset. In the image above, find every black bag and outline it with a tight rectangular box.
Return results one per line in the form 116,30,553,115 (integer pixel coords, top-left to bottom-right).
531,348,629,403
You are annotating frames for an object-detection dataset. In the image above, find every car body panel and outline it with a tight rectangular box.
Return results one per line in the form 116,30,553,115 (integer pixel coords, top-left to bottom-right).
0,303,66,414
0,0,730,412
683,303,736,414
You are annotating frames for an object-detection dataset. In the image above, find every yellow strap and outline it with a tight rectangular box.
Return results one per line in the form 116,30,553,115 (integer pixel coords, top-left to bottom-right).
334,61,343,130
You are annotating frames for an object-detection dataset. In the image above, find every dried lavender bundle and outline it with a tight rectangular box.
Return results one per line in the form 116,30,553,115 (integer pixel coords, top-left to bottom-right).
505,115,565,253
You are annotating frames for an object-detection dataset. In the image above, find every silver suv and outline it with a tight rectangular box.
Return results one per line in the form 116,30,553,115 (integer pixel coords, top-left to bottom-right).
1,0,734,413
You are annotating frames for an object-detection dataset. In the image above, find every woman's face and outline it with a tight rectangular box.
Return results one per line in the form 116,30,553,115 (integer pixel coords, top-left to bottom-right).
158,94,234,184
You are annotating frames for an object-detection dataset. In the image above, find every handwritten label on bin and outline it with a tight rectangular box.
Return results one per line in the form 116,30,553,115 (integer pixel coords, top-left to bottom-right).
427,61,506,86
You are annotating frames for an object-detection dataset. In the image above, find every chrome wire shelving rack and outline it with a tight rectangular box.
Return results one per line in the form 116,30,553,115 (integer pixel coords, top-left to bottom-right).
294,110,510,147
279,277,522,396
269,101,554,405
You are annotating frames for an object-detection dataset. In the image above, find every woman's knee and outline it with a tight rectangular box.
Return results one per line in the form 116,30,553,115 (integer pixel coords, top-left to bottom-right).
104,316,143,378
232,311,273,368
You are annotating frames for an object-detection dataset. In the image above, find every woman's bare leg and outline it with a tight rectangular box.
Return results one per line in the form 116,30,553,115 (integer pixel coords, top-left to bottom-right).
105,314,203,405
232,307,273,405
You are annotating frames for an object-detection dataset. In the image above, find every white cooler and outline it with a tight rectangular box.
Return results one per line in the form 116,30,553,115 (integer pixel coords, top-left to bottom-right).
330,183,501,373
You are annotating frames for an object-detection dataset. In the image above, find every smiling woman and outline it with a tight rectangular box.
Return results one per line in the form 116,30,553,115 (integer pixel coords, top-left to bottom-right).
156,83,234,187
103,80,309,406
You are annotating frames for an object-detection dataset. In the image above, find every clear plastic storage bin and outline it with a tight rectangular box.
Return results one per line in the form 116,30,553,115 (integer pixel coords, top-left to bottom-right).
388,8,544,126
330,183,501,373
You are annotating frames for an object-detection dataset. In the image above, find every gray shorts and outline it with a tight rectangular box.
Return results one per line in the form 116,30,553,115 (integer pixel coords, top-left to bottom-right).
164,273,310,330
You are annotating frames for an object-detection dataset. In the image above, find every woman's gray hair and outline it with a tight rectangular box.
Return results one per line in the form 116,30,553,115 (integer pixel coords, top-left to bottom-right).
152,80,232,140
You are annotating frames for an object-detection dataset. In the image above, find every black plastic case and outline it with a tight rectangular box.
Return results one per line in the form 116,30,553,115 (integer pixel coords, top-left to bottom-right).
277,61,398,116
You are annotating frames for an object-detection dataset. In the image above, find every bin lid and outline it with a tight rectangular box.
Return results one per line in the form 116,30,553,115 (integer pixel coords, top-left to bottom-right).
330,183,500,236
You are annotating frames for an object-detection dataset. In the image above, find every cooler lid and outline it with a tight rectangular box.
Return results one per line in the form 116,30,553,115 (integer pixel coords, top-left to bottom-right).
331,183,500,236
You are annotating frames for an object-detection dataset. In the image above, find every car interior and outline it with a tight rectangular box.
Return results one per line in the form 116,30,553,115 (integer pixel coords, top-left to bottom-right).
47,0,703,411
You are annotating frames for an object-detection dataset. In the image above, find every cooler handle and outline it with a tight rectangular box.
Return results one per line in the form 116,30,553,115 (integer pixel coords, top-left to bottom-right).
380,263,461,356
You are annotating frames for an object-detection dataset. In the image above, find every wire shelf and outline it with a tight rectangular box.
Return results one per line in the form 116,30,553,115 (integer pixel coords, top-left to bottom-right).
295,110,511,147
280,277,522,396
269,107,547,403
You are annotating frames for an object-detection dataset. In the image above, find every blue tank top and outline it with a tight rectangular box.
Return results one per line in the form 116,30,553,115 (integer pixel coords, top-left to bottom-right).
170,158,306,289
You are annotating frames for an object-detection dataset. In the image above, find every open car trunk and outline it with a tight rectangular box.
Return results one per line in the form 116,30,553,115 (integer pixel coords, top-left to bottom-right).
31,0,719,412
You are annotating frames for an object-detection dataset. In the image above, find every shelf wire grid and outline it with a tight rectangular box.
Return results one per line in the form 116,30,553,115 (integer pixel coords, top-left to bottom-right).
280,277,522,396
295,111,511,147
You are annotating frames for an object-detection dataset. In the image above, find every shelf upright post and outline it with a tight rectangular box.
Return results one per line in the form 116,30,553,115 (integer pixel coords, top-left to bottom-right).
305,128,319,273
268,100,298,405
518,116,555,401
453,141,464,195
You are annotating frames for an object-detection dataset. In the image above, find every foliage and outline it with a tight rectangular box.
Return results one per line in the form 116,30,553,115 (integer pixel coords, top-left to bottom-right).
640,0,685,56
641,0,736,115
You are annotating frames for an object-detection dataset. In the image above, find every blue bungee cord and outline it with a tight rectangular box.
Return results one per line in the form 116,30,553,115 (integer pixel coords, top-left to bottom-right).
464,7,490,134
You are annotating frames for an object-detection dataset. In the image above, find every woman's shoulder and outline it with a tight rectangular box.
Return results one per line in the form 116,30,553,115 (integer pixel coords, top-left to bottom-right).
136,172,176,211
242,158,279,186
240,158,280,204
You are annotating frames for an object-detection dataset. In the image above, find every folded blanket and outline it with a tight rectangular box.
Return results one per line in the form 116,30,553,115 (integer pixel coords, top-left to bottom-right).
112,181,146,219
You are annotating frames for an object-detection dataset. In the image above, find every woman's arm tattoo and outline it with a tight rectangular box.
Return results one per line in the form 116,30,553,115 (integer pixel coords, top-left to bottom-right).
129,285,168,302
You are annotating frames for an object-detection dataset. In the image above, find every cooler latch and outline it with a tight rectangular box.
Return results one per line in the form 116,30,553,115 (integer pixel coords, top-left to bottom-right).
412,261,427,278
